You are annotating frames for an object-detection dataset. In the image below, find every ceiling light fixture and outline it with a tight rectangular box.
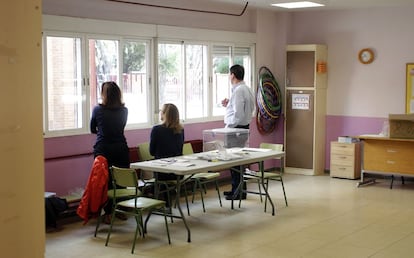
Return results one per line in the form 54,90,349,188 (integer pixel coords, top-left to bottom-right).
272,1,324,9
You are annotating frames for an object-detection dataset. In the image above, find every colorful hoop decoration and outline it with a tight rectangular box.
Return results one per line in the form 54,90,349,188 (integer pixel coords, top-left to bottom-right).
255,66,282,135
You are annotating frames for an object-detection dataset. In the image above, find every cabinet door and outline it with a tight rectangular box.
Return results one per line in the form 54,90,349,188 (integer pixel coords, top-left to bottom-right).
285,89,314,169
286,51,315,87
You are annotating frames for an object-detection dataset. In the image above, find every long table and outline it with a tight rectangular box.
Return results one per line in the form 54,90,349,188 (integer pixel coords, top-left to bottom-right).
130,147,285,242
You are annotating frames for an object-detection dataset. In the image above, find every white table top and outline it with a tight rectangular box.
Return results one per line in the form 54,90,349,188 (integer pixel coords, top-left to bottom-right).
130,148,285,175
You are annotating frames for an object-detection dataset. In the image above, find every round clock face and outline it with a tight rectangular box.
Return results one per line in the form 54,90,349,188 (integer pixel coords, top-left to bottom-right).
358,48,374,64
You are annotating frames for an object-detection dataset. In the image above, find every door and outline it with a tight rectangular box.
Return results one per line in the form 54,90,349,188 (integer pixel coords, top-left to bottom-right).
285,89,314,169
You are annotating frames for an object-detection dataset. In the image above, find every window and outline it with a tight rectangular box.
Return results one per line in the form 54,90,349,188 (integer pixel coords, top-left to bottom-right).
211,45,253,117
43,33,152,137
88,38,150,124
44,36,83,132
212,45,231,117
158,42,208,120
42,16,255,137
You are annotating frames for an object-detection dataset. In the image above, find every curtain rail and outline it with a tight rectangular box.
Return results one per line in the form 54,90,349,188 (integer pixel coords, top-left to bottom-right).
105,0,249,16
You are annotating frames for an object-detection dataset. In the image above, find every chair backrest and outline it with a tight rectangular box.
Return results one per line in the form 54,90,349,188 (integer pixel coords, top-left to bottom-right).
260,142,283,152
137,142,154,161
183,143,194,155
110,166,139,188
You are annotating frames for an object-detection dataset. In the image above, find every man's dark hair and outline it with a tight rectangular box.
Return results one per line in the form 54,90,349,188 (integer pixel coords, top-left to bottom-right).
230,64,244,80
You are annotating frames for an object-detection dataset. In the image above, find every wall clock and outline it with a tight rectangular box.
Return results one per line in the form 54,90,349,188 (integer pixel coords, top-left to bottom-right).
358,48,375,64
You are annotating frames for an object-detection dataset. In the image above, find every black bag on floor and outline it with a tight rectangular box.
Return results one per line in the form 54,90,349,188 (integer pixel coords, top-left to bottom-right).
45,197,68,228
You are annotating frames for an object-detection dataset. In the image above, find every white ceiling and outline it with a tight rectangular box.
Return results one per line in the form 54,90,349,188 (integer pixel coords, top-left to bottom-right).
214,0,414,11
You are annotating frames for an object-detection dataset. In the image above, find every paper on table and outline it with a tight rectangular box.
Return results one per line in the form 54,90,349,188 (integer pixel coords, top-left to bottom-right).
241,147,272,152
172,162,196,167
151,158,194,166
175,158,190,162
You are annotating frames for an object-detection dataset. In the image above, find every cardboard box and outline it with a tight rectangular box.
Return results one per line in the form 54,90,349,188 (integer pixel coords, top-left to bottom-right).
203,128,249,151
389,113,414,139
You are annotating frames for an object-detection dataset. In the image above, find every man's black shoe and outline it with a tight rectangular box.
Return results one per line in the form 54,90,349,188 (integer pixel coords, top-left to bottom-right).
225,194,246,200
223,191,233,196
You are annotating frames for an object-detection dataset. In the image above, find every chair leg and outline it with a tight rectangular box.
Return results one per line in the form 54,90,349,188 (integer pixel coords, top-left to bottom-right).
214,180,223,207
131,213,143,254
191,180,197,203
145,207,171,245
105,209,117,247
257,179,263,202
157,182,174,223
143,211,152,234
94,213,102,237
280,177,288,207
198,180,206,212
183,186,191,216
162,207,171,244
202,183,207,194
263,179,269,212
134,214,144,238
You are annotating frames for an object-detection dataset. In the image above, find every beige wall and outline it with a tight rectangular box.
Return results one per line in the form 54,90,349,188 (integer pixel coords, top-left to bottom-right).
42,0,257,33
0,1,44,257
289,7,414,118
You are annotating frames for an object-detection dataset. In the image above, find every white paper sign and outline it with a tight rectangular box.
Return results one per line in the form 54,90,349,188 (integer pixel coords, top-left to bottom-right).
292,94,310,110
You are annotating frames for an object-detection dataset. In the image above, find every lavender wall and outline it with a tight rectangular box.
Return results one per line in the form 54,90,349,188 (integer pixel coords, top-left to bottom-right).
45,118,284,195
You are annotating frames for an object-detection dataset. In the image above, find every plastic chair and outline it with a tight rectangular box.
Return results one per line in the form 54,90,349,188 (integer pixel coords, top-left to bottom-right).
243,143,288,213
94,186,141,237
105,166,171,254
183,143,222,212
137,142,191,216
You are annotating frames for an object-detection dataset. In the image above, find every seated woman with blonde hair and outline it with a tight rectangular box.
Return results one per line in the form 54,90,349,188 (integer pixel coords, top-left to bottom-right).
149,103,184,181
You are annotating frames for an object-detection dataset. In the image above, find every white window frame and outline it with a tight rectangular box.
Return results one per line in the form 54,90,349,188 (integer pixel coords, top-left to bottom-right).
42,15,256,138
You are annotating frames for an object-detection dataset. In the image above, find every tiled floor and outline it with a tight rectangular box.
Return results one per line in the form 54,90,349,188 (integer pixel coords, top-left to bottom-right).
45,174,414,258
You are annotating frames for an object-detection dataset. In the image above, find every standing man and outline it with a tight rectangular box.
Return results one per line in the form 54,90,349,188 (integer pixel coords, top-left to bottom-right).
222,64,255,200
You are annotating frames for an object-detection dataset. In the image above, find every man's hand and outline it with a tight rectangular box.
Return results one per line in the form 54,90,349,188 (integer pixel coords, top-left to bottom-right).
221,98,229,107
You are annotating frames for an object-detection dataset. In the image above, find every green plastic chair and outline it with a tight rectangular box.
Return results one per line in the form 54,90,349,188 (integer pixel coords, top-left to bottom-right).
243,143,288,213
105,166,171,254
183,143,222,212
94,171,141,237
137,142,191,216
94,187,141,236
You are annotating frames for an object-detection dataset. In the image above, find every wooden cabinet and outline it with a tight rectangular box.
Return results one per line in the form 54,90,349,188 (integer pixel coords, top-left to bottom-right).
284,44,327,175
330,142,361,179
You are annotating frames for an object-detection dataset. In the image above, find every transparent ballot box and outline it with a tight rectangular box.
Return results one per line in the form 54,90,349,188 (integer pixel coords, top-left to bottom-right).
203,128,250,152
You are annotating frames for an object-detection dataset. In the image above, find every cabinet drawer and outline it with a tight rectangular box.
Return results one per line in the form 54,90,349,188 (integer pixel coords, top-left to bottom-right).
331,142,357,155
364,140,414,174
331,164,360,179
331,154,355,166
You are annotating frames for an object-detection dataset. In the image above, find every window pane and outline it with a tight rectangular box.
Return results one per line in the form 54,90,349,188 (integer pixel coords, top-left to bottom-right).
212,45,231,116
158,43,183,113
123,41,149,124
185,44,207,119
45,36,82,131
89,39,119,110
234,46,252,89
